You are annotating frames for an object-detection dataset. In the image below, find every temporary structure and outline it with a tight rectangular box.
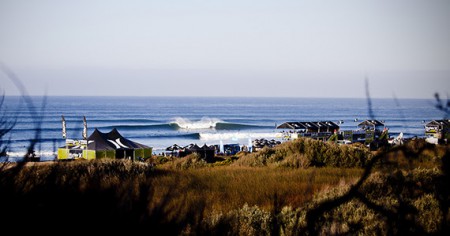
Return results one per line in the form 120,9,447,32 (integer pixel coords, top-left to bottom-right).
425,120,450,139
277,121,340,133
57,128,152,161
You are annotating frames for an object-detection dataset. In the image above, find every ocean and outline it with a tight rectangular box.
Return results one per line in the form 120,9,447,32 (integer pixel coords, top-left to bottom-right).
1,96,446,161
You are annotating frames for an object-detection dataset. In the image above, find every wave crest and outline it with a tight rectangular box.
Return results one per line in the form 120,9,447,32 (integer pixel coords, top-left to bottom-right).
171,117,223,129
199,132,279,141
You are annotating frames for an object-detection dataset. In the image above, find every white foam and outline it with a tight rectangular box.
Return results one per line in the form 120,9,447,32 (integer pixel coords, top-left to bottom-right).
199,132,278,141
6,151,56,157
171,117,223,129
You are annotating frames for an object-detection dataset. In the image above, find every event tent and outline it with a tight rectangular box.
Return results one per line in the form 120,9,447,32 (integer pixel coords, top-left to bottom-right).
57,128,152,160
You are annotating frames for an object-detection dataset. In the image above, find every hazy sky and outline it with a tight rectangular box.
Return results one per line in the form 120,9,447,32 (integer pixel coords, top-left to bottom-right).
1,0,449,98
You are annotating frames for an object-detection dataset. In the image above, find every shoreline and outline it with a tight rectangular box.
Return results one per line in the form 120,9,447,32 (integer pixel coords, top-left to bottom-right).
1,135,441,163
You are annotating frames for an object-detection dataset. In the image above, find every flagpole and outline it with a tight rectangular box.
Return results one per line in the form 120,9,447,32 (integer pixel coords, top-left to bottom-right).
62,115,67,158
83,116,88,159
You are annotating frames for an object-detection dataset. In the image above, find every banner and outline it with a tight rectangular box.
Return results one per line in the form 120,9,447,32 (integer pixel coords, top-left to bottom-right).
62,115,66,139
83,116,87,140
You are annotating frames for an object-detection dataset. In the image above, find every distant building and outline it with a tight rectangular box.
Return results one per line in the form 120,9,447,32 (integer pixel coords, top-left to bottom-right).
425,120,450,140
355,120,386,144
277,121,339,133
276,121,340,141
357,120,385,132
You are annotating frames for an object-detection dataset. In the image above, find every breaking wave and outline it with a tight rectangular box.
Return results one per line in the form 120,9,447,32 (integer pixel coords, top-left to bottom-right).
9,117,269,134
139,133,200,139
170,117,268,130
5,151,56,157
170,117,223,129
199,132,279,141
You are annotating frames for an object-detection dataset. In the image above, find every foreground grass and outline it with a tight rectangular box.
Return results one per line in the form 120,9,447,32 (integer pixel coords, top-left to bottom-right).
0,138,448,234
148,166,362,213
0,160,361,234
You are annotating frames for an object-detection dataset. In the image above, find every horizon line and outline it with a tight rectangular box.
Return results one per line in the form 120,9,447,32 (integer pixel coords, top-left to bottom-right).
3,94,437,100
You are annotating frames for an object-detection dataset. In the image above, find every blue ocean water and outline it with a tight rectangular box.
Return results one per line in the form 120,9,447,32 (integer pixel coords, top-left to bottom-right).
1,96,446,161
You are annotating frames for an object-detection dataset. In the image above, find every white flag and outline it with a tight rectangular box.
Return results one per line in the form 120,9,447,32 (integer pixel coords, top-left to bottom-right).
83,116,87,139
219,140,224,154
62,115,66,139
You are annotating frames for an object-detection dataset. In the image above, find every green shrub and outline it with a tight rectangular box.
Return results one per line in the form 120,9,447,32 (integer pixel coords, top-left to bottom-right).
233,138,372,168
277,206,306,236
306,167,446,235
203,204,273,236
278,153,310,168
173,153,208,170
413,193,442,234
212,158,233,167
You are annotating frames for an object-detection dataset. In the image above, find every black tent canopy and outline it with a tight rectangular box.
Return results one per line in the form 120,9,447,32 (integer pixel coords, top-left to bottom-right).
58,128,152,160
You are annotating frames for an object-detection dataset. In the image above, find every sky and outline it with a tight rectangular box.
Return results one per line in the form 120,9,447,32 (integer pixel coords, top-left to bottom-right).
0,0,449,98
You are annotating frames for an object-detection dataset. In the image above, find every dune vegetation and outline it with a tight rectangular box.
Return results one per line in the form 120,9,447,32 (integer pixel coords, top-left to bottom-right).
1,137,448,235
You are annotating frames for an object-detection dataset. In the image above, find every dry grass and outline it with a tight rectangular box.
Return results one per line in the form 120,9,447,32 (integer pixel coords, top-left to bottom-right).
0,159,361,234
231,138,372,168
0,139,448,234
150,166,362,213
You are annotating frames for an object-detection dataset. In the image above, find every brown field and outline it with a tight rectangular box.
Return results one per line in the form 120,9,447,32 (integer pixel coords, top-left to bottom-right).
0,138,448,235
144,166,362,213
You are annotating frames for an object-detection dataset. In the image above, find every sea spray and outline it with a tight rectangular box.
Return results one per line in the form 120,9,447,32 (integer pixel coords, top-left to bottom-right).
199,132,279,141
171,117,223,129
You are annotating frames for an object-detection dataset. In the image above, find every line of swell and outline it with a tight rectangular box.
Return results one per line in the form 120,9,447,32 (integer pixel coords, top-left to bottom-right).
10,124,177,132
215,123,271,130
12,118,161,124
10,121,273,133
140,133,201,139
7,133,201,143
170,120,270,130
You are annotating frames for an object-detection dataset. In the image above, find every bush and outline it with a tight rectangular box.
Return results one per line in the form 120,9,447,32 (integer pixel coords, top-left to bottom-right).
233,138,372,168
306,166,446,235
278,153,311,168
172,153,208,170
202,204,273,235
277,206,306,236
0,143,447,235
